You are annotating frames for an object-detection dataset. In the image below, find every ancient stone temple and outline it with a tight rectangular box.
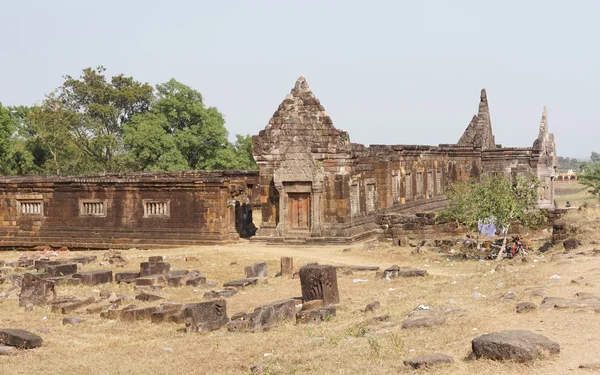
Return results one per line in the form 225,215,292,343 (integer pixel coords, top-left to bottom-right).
252,77,557,244
0,77,557,249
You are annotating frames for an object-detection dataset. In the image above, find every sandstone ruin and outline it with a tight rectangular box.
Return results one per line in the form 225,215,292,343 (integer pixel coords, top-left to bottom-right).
0,77,557,248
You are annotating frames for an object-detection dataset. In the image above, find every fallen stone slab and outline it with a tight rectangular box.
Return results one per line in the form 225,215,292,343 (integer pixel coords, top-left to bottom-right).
296,306,336,324
185,274,207,287
471,330,560,362
223,278,259,289
44,275,82,286
402,316,445,329
383,265,427,279
85,300,116,314
115,271,140,284
203,289,237,299
245,262,268,278
120,306,161,322
135,274,168,287
337,265,380,271
67,256,97,265
182,299,229,332
19,273,56,307
53,297,96,314
100,304,137,320
46,263,78,277
302,299,323,311
74,270,112,286
299,265,339,306
150,304,184,323
0,329,43,349
516,302,537,314
135,292,163,302
62,317,86,326
139,262,170,277
541,297,600,309
404,353,453,369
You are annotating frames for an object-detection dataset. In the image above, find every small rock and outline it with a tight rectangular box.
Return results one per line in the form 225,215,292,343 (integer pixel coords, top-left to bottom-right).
0,329,43,349
404,353,453,369
364,301,380,313
502,292,517,300
579,362,600,369
0,345,16,356
402,316,445,329
516,302,537,314
62,317,86,326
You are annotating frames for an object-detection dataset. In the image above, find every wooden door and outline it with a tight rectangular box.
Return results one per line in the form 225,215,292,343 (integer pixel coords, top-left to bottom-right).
289,193,311,230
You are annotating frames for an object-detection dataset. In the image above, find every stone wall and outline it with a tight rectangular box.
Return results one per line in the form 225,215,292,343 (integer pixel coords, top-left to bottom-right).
0,171,259,249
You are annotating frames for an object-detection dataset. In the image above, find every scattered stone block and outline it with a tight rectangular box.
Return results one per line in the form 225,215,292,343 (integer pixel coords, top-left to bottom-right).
182,299,229,332
45,275,82,286
0,329,43,349
402,316,445,329
74,270,112,286
150,304,183,323
245,262,268,278
85,300,115,314
299,265,339,306
240,299,296,332
223,277,259,289
302,299,323,311
135,275,168,287
19,273,56,307
383,265,427,279
62,317,86,326
139,262,170,277
296,306,336,324
135,292,163,302
364,301,380,313
46,263,78,277
120,306,161,322
471,330,560,361
115,271,140,284
516,302,537,313
203,289,237,299
563,238,581,251
579,362,600,370
185,274,207,287
281,257,293,276
100,304,137,320
404,353,453,369
55,297,96,314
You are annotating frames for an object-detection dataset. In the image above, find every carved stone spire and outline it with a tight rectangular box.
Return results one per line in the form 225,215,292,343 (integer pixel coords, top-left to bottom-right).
457,89,496,149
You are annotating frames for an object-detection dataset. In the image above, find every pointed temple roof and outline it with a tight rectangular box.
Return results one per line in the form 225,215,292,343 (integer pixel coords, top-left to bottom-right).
457,89,496,149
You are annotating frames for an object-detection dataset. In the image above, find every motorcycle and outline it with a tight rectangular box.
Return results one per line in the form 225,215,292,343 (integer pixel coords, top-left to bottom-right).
490,237,527,259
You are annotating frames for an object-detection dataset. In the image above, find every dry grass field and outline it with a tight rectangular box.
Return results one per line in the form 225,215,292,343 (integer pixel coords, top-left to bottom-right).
1,185,600,374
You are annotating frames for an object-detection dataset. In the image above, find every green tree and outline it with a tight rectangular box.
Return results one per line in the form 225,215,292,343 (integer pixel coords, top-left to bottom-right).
439,175,543,259
579,163,600,201
591,152,600,164
57,66,154,172
0,102,15,174
124,79,256,171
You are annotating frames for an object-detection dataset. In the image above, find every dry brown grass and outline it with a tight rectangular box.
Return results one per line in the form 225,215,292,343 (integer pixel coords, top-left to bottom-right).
554,181,598,208
1,227,600,374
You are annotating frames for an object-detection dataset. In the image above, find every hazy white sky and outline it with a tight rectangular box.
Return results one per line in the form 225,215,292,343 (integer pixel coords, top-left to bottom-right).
1,0,598,158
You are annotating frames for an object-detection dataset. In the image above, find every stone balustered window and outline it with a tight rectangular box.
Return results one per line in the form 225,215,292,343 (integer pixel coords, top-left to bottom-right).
366,183,376,213
436,169,443,194
404,173,412,201
392,171,400,203
427,171,433,198
80,201,106,216
350,184,360,217
144,200,170,217
416,172,424,198
18,200,43,216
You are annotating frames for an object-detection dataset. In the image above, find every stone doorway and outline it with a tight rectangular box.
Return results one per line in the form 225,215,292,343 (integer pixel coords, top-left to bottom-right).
288,193,311,231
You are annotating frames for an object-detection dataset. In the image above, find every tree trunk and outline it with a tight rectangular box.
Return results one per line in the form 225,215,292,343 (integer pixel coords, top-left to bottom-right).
496,224,510,261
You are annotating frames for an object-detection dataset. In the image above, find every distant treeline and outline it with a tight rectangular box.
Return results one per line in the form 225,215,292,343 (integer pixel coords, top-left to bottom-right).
558,152,600,173
0,66,257,176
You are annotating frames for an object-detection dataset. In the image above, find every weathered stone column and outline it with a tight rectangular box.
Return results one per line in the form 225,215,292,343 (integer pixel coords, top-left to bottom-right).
281,257,293,276
299,265,339,305
311,181,323,236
